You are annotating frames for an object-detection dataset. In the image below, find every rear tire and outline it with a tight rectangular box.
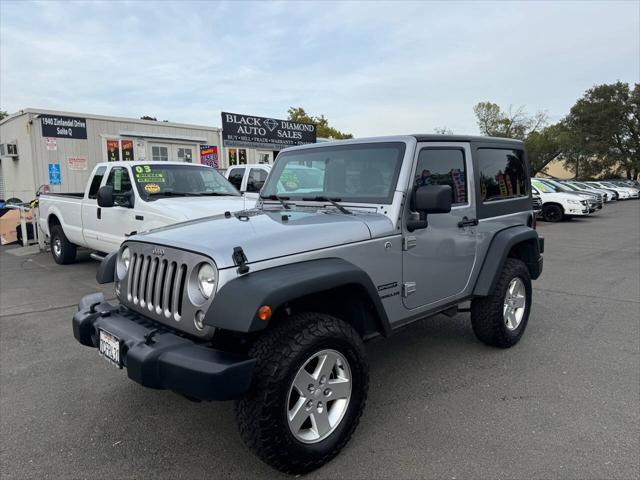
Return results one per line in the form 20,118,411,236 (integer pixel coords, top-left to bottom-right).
470,258,531,348
50,225,77,264
235,312,368,474
542,204,563,222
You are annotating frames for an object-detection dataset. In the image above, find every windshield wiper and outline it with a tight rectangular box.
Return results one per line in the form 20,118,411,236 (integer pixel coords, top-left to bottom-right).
260,194,291,210
197,192,235,196
302,196,351,214
148,191,198,197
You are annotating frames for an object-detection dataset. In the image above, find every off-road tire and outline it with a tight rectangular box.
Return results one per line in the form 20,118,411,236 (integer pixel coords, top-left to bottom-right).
235,312,369,474
470,258,531,348
542,204,563,222
50,225,77,264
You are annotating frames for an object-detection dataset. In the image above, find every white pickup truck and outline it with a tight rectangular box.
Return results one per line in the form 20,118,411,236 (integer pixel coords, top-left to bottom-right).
39,161,248,264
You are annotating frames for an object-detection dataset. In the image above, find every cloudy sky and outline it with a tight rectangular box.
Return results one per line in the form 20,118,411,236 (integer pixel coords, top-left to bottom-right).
1,1,638,136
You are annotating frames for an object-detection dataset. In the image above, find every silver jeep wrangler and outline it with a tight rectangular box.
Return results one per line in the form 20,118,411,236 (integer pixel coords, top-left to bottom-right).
74,135,544,474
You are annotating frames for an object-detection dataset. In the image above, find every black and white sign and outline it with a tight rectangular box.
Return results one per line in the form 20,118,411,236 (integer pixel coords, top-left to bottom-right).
40,115,88,139
221,112,316,150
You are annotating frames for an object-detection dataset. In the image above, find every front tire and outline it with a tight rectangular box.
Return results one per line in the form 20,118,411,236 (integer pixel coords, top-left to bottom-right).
235,312,369,474
50,225,77,264
470,258,532,348
542,204,563,222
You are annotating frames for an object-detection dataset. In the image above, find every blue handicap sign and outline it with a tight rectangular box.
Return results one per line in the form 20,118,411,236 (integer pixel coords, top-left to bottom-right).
48,163,62,185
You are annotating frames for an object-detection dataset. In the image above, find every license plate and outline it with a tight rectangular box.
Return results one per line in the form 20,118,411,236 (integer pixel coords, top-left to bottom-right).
99,329,122,368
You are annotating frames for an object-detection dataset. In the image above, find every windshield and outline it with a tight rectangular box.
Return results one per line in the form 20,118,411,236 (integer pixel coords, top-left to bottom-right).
261,142,406,204
531,180,556,193
132,164,240,199
562,182,580,191
573,182,590,189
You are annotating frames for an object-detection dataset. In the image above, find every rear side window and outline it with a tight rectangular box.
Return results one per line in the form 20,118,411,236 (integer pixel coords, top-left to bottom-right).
414,148,467,205
478,149,528,202
246,168,268,193
228,168,244,190
88,166,107,199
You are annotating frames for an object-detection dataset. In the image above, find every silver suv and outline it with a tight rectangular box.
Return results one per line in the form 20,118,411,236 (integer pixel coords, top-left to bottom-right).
73,135,544,474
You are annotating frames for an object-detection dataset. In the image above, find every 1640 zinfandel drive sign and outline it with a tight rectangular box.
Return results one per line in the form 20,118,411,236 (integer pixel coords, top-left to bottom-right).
221,112,316,150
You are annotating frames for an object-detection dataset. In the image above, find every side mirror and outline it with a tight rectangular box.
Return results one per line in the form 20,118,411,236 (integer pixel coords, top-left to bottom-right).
407,185,452,232
97,186,114,208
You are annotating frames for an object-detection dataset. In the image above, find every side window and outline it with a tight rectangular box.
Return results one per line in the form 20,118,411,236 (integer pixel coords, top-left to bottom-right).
246,168,268,193
414,148,467,205
88,166,107,199
478,149,528,202
228,168,244,191
105,167,133,200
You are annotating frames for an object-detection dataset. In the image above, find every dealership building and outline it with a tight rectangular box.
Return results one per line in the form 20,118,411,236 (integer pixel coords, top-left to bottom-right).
0,108,316,202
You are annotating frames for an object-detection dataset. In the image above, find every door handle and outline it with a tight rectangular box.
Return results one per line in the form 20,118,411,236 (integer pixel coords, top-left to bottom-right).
97,207,101,219
457,216,478,228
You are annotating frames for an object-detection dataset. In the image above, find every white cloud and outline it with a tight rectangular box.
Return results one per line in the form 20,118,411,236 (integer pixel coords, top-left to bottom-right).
1,0,638,136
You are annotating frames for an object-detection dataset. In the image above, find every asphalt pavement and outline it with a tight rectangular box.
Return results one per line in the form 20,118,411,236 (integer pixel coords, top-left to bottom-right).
1,201,639,479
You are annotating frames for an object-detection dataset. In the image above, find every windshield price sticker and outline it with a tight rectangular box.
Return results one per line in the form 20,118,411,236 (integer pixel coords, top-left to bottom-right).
144,183,161,194
134,165,166,183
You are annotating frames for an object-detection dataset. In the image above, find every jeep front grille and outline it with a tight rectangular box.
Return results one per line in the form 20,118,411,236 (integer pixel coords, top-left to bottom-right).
117,241,216,338
128,254,188,321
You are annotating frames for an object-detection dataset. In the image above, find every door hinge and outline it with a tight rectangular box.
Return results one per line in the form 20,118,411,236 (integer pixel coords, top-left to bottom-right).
403,236,417,251
403,282,416,297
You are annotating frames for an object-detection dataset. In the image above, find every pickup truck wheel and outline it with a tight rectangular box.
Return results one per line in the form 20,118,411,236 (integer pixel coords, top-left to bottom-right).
50,225,77,265
542,204,563,222
235,312,368,474
470,258,531,348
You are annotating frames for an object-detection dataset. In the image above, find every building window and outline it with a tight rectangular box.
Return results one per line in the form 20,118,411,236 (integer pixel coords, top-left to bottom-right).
478,148,528,202
238,149,247,165
247,168,268,192
88,166,107,199
257,152,270,164
152,146,169,161
177,147,193,163
228,148,238,166
414,148,467,205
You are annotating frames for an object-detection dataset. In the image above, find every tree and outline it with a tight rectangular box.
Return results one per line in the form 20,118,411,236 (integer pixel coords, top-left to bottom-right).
0,110,8,121
434,126,453,135
140,115,157,121
473,102,560,174
563,82,639,179
287,107,353,139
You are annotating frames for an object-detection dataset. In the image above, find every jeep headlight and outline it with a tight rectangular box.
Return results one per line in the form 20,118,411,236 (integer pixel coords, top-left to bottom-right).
117,246,131,280
196,263,217,299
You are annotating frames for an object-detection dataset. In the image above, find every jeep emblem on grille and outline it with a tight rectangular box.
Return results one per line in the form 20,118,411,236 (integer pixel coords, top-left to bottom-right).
152,247,165,256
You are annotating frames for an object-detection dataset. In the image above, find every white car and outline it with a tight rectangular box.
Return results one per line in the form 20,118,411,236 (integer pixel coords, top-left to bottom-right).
39,161,248,264
531,179,590,222
586,181,635,199
224,164,271,201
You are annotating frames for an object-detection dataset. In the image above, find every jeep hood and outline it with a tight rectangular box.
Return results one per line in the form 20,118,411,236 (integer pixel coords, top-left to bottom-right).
147,195,250,221
134,208,394,269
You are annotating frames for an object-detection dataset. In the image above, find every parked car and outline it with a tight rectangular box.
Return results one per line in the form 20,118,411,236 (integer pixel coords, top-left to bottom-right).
224,163,271,201
595,181,639,199
565,180,617,201
39,161,248,264
73,135,544,474
585,181,631,199
531,179,590,222
561,180,613,202
537,178,601,211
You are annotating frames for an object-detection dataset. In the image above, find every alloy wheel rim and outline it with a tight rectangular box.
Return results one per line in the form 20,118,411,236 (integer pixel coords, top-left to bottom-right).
286,349,352,444
503,277,526,331
53,237,62,257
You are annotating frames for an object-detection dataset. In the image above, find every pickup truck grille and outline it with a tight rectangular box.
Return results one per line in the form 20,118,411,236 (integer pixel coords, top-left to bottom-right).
117,241,216,339
128,254,187,322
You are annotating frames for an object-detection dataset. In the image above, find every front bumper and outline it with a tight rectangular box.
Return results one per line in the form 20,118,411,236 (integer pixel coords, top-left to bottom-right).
72,293,255,401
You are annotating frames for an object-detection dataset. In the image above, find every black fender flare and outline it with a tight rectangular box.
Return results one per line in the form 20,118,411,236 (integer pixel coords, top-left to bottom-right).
473,225,543,297
205,258,391,336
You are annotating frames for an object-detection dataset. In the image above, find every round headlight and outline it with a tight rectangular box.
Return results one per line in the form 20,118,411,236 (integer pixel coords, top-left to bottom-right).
121,247,131,270
197,263,217,299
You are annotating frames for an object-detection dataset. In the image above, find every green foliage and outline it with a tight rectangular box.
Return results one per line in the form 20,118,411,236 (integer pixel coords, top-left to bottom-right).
0,110,8,121
287,107,353,140
563,82,639,179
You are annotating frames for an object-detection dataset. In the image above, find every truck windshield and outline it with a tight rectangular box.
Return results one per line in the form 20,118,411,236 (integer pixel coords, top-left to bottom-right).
260,142,406,204
132,164,240,199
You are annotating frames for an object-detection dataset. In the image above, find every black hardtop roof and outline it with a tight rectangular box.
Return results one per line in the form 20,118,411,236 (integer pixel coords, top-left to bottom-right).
412,134,524,146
